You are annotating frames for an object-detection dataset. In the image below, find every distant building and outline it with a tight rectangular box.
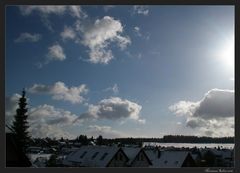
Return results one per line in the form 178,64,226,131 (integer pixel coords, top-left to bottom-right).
62,146,128,167
122,147,152,167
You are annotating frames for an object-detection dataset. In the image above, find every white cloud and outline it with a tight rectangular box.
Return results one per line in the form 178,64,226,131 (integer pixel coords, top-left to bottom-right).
19,6,87,31
134,26,142,37
103,5,115,12
133,6,149,16
5,94,21,126
28,104,79,139
77,97,145,123
195,89,234,119
87,125,124,138
14,33,42,43
186,117,234,137
68,5,87,19
169,89,234,137
29,104,78,125
19,5,67,16
169,89,234,119
103,84,119,94
133,26,150,40
169,101,198,117
30,123,75,139
81,16,131,64
19,5,86,18
47,43,66,62
5,94,78,139
60,26,76,41
28,81,88,104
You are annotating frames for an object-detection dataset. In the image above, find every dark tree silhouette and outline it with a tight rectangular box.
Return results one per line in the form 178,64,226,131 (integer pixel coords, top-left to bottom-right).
11,89,31,152
96,135,103,146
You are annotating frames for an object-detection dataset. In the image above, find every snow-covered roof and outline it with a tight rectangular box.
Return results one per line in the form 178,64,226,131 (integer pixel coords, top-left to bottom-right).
145,150,191,167
211,149,232,159
144,149,162,166
27,153,52,163
122,147,141,164
191,153,200,160
64,146,121,167
160,151,189,167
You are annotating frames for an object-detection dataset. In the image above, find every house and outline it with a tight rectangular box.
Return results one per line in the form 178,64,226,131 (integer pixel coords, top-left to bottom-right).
26,146,42,154
190,150,202,166
211,149,234,167
122,147,152,167
145,149,195,167
62,146,128,167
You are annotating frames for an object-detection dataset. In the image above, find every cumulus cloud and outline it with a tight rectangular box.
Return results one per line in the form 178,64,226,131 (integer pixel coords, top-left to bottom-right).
186,117,234,137
47,43,66,62
5,94,21,126
14,33,42,43
29,104,79,139
60,26,76,41
194,89,234,119
30,123,76,139
169,101,198,117
5,93,78,138
36,43,66,68
29,104,78,125
87,125,124,138
28,81,88,104
133,6,149,16
76,97,145,123
169,89,234,137
169,89,234,119
81,16,131,64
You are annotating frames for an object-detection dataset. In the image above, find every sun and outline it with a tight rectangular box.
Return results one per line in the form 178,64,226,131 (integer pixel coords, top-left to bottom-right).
218,38,234,70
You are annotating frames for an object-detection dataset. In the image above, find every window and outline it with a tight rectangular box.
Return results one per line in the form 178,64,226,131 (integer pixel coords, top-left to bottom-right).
80,151,87,158
91,152,99,159
100,153,108,160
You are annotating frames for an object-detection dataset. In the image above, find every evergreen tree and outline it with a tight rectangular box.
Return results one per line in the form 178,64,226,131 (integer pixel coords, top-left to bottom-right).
96,135,103,146
46,154,58,167
11,89,30,152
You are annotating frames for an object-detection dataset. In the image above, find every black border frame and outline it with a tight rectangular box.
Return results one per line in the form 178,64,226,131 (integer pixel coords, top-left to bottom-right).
1,0,239,173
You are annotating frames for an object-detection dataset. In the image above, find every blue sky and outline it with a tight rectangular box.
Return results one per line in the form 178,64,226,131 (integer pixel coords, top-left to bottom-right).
5,5,234,139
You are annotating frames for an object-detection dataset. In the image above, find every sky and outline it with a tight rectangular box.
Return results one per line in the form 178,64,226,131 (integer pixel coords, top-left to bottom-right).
5,5,234,139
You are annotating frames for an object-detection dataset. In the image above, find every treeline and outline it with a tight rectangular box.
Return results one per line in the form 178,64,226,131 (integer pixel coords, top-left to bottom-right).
28,135,234,148
98,135,234,145
162,135,234,143
105,135,234,144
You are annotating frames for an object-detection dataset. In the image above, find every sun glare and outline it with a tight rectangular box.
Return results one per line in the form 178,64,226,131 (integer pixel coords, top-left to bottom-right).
218,38,234,70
